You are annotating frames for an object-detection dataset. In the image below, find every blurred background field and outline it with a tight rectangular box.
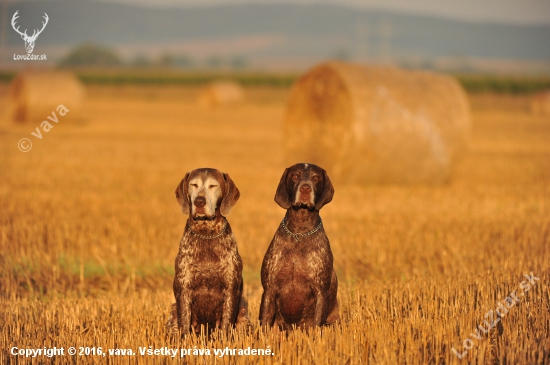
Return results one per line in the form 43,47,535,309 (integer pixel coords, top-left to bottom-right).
1,77,549,363
1,75,549,291
2,69,550,94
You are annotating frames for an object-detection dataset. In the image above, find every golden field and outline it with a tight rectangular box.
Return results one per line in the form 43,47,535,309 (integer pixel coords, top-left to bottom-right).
0,83,549,364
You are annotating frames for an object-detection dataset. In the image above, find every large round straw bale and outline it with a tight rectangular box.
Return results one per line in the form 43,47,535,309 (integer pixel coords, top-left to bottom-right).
530,91,550,116
7,70,85,123
198,81,245,108
283,61,471,184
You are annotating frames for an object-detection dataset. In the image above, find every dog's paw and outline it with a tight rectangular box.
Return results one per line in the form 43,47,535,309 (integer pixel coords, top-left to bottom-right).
236,297,252,331
165,303,180,335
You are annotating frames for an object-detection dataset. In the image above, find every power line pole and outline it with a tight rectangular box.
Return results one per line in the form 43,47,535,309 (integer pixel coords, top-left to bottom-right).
354,21,369,64
378,19,393,64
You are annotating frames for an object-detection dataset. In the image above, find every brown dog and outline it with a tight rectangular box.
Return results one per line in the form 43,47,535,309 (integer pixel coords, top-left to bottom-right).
167,168,249,335
259,163,339,331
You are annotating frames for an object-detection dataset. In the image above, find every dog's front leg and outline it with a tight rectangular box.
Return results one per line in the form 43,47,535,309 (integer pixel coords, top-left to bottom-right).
174,276,192,335
313,289,329,326
259,289,276,329
175,294,191,335
221,285,239,330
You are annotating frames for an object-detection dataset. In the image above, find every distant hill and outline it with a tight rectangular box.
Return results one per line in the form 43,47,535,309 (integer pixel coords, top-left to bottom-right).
3,1,550,67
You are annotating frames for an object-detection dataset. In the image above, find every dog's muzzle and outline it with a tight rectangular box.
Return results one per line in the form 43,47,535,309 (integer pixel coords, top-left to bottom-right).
296,183,314,207
192,196,215,219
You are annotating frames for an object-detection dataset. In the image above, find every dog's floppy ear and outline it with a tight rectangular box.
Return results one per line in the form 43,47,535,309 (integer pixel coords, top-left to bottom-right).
274,167,292,209
220,173,240,217
175,172,191,214
315,169,334,210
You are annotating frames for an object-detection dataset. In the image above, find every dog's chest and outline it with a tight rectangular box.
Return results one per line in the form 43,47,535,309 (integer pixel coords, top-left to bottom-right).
270,234,331,283
176,236,239,287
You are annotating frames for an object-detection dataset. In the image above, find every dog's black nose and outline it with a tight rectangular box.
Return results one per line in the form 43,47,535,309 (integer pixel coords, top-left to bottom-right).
299,185,312,194
194,196,206,208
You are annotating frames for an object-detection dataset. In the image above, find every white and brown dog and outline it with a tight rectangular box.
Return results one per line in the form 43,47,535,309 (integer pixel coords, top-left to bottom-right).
166,168,249,336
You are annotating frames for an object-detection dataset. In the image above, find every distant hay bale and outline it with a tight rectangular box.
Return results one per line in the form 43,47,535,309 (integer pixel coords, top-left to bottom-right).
283,61,471,184
198,81,245,108
7,70,86,123
530,91,550,116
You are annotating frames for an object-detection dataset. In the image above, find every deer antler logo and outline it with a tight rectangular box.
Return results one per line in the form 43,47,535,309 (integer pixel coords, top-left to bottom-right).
11,11,49,54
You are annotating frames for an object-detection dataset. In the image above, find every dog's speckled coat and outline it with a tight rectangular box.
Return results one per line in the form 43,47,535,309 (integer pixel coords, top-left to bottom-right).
260,163,340,331
166,168,250,336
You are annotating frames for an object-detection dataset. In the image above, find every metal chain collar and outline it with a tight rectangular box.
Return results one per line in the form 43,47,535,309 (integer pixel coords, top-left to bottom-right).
188,222,228,240
281,217,323,242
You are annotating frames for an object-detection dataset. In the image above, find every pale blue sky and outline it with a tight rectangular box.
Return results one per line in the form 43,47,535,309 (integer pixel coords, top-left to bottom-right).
96,0,550,25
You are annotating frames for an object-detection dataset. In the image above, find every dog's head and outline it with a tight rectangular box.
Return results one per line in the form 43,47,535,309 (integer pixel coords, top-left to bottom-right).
175,168,240,219
274,163,334,210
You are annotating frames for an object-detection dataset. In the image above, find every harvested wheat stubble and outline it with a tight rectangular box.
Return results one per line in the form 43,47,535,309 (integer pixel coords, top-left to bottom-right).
530,91,550,116
283,61,471,184
6,70,86,123
198,81,245,108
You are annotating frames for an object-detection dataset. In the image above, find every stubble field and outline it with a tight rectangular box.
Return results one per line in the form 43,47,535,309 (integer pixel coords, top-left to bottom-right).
0,83,549,364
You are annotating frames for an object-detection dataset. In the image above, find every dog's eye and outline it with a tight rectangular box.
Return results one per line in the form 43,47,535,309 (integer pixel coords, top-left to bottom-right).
209,185,218,189
311,176,320,182
190,184,198,188
291,174,299,180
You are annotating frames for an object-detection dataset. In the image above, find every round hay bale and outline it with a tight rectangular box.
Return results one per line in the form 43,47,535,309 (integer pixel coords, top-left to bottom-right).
7,70,86,123
530,91,550,116
198,81,245,108
283,61,471,184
